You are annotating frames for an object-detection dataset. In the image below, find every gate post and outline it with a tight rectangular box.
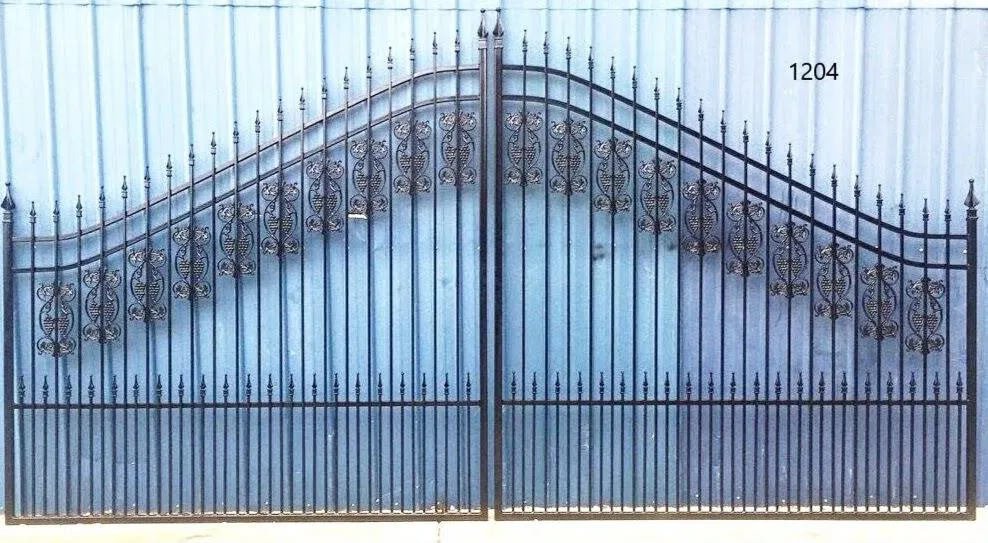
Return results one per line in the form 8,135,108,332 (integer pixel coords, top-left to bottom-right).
491,8,504,518
964,178,978,517
2,181,15,520
477,8,490,515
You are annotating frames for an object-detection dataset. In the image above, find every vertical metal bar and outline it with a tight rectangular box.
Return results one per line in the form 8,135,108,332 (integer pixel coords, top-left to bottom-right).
321,75,329,515
275,100,286,513
431,34,440,516
210,134,219,515
407,40,416,515
385,46,395,516
944,201,953,510
964,179,978,516
922,198,931,513
693,101,704,514
28,202,36,518
166,156,174,515
719,114,727,512
542,32,550,515
342,68,351,516
232,122,242,516
298,88,308,515
630,66,638,514
852,177,860,512
103,183,113,518
364,58,373,516
740,122,748,512
492,9,504,516
898,195,906,511
673,88,681,514
519,31,529,515
52,202,61,518
1,182,14,518
587,44,596,515
831,169,840,513
477,11,489,516
607,57,617,515
186,144,197,515
454,29,465,515
763,134,771,511
653,83,661,514
253,113,263,514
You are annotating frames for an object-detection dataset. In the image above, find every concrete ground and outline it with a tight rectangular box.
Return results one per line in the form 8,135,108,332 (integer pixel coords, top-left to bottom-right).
2,512,987,543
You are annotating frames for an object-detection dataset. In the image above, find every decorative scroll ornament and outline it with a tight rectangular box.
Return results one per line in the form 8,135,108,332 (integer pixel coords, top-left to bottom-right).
549,119,588,194
128,246,167,322
261,178,301,255
348,138,389,216
859,262,899,340
905,276,946,354
439,111,477,185
638,157,676,233
37,282,75,357
394,119,432,193
504,111,543,186
768,222,810,297
592,138,633,214
172,226,211,299
304,159,344,233
681,179,720,255
82,266,121,343
726,200,765,276
814,242,854,319
217,202,257,277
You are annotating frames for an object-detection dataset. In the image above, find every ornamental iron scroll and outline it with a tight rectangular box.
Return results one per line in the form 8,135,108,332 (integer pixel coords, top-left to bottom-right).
726,200,765,276
592,138,633,214
682,179,721,255
769,222,810,297
504,110,543,186
348,138,389,216
172,226,211,299
217,202,257,277
549,119,588,194
860,262,900,341
261,179,301,255
127,246,167,322
905,276,946,354
394,119,432,193
638,156,676,233
304,159,344,233
81,266,121,343
439,111,478,185
36,282,76,357
814,242,854,319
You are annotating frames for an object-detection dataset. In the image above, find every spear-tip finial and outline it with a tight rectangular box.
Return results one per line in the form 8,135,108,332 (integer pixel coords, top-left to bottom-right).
808,153,816,178
210,131,217,155
588,45,594,69
786,143,793,166
478,9,488,39
522,29,528,53
493,8,504,39
923,197,930,219
610,56,615,80
853,174,860,197
719,109,726,134
277,97,284,121
455,29,461,51
166,154,173,176
543,31,549,55
366,57,372,79
565,36,572,60
899,192,905,215
877,184,883,208
964,178,979,210
52,199,60,222
742,119,748,142
654,77,660,98
28,200,35,223
188,143,195,165
254,109,261,133
75,194,83,217
1,180,13,212
343,67,350,89
387,47,394,69
321,75,328,98
944,198,951,220
232,120,240,144
765,131,771,154
144,165,151,188
829,165,837,188
631,65,637,88
299,87,306,110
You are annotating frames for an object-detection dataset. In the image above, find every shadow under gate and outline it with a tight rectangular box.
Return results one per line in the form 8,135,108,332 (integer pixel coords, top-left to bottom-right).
0,10,979,522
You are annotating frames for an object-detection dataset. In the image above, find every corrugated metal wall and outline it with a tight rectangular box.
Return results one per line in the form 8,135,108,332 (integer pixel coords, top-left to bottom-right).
1,0,987,508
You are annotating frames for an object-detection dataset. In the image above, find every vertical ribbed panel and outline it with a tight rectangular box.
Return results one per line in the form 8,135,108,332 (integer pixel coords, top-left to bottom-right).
0,0,985,507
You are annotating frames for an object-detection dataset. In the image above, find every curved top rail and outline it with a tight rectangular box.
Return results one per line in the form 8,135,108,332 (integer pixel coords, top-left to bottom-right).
504,63,965,242
503,92,964,270
11,64,478,244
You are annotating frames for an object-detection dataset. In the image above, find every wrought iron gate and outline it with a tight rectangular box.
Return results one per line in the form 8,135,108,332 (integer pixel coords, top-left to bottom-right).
0,10,979,523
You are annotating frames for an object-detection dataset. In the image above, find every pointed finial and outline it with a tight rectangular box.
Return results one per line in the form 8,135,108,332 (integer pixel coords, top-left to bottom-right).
29,201,36,224
432,32,438,56
232,121,240,144
877,184,883,209
588,45,594,69
720,110,726,135
123,173,132,199
654,77,659,100
808,153,816,177
1,181,13,212
455,29,461,52
765,131,771,155
787,143,793,168
543,31,548,55
387,47,393,69
366,56,372,79
631,66,637,89
478,9,488,39
76,194,83,217
609,56,615,81
299,87,306,110
254,110,261,134
522,29,528,53
100,184,108,207
899,193,905,216
675,87,681,111
343,67,350,89
853,174,860,198
965,178,979,210
493,8,503,39
945,198,951,221
742,119,748,143
166,154,173,178
565,37,572,60
52,200,60,223
188,143,195,165
277,98,284,121
210,132,217,155
831,165,837,188
923,198,930,221
321,76,328,99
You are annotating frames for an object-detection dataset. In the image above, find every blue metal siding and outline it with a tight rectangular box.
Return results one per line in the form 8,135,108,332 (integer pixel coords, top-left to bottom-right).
1,0,986,509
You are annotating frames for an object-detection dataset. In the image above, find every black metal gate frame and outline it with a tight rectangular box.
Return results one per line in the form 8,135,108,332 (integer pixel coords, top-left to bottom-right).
0,9,980,523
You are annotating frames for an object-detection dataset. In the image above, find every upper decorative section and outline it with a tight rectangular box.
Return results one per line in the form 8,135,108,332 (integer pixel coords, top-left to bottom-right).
549,119,588,195
682,179,720,255
348,138,389,216
504,110,543,186
172,226,211,300
638,156,676,233
726,200,765,276
438,111,478,186
305,159,344,233
261,178,301,255
394,119,432,193
217,202,257,277
814,242,853,320
82,265,121,343
592,138,633,214
37,282,75,357
128,246,167,322
859,262,899,341
905,276,945,355
769,222,809,298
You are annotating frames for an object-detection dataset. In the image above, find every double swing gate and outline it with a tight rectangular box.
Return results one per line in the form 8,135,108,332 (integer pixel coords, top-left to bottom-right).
0,11,979,522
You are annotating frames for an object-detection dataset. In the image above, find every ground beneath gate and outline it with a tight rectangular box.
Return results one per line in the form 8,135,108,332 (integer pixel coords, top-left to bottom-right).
2,512,987,543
